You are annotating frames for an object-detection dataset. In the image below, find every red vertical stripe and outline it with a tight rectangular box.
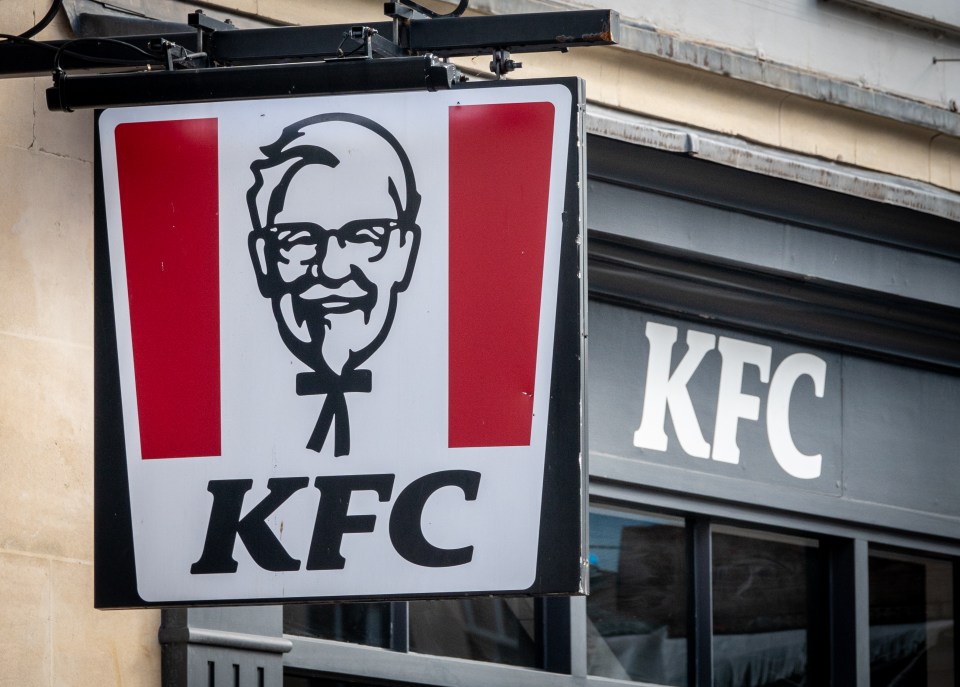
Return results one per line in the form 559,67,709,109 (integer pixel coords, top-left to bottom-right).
448,102,555,448
115,119,221,459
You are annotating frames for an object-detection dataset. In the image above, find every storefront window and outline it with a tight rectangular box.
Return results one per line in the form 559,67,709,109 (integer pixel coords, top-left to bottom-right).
869,547,955,686
284,603,391,648
587,507,688,685
284,596,542,667
712,526,821,687
409,597,538,666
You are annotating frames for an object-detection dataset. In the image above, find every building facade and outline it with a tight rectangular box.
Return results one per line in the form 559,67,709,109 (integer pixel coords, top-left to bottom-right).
1,0,958,685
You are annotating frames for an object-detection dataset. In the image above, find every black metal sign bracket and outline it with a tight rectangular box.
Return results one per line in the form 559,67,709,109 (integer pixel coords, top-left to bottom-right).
0,1,619,110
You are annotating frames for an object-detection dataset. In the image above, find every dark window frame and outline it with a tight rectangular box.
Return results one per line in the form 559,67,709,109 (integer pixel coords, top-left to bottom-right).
586,497,958,687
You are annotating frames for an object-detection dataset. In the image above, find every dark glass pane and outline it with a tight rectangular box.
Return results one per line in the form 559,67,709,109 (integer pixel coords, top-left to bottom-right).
587,508,688,685
284,602,391,648
408,597,537,667
869,548,954,687
712,526,819,687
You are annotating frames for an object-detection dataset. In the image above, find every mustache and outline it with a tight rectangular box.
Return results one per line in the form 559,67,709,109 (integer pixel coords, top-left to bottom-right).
288,265,378,330
286,263,376,298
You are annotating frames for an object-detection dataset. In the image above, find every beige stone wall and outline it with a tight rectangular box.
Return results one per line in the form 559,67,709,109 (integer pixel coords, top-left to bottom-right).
0,4,160,686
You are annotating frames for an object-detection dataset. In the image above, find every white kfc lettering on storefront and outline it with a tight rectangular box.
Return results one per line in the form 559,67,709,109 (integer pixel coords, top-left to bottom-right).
633,322,827,479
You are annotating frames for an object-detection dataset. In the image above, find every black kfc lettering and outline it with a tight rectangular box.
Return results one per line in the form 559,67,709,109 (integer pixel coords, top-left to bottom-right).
389,470,481,568
307,474,395,570
191,470,481,575
190,477,309,574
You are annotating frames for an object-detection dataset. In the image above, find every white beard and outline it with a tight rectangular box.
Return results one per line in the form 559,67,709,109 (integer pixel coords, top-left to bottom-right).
279,292,391,376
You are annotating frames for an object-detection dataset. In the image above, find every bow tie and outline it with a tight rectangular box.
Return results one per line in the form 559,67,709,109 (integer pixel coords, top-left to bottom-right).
296,369,373,456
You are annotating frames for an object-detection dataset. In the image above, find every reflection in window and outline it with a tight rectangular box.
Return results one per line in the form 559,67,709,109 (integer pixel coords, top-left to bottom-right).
869,548,954,686
712,526,820,687
409,597,537,667
587,508,687,685
284,602,391,648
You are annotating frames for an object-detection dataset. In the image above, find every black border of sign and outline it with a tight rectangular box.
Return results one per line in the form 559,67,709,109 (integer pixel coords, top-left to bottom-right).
93,77,586,608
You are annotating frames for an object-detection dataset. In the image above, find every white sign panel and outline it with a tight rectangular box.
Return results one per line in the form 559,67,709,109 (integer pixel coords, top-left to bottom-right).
94,81,584,606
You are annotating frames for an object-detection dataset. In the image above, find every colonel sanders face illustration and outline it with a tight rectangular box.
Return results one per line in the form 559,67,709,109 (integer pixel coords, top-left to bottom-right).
246,113,421,456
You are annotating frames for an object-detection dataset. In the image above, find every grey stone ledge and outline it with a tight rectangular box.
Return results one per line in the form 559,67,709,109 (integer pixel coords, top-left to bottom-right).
585,105,960,222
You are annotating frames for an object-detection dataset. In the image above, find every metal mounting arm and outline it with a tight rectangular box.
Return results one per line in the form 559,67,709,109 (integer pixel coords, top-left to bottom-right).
0,8,618,78
0,1,618,110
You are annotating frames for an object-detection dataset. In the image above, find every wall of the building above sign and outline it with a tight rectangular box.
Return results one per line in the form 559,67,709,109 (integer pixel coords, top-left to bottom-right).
491,41,960,193
472,0,960,117
455,0,960,194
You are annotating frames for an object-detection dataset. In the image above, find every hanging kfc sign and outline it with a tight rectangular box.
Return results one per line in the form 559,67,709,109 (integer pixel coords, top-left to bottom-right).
93,79,586,607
